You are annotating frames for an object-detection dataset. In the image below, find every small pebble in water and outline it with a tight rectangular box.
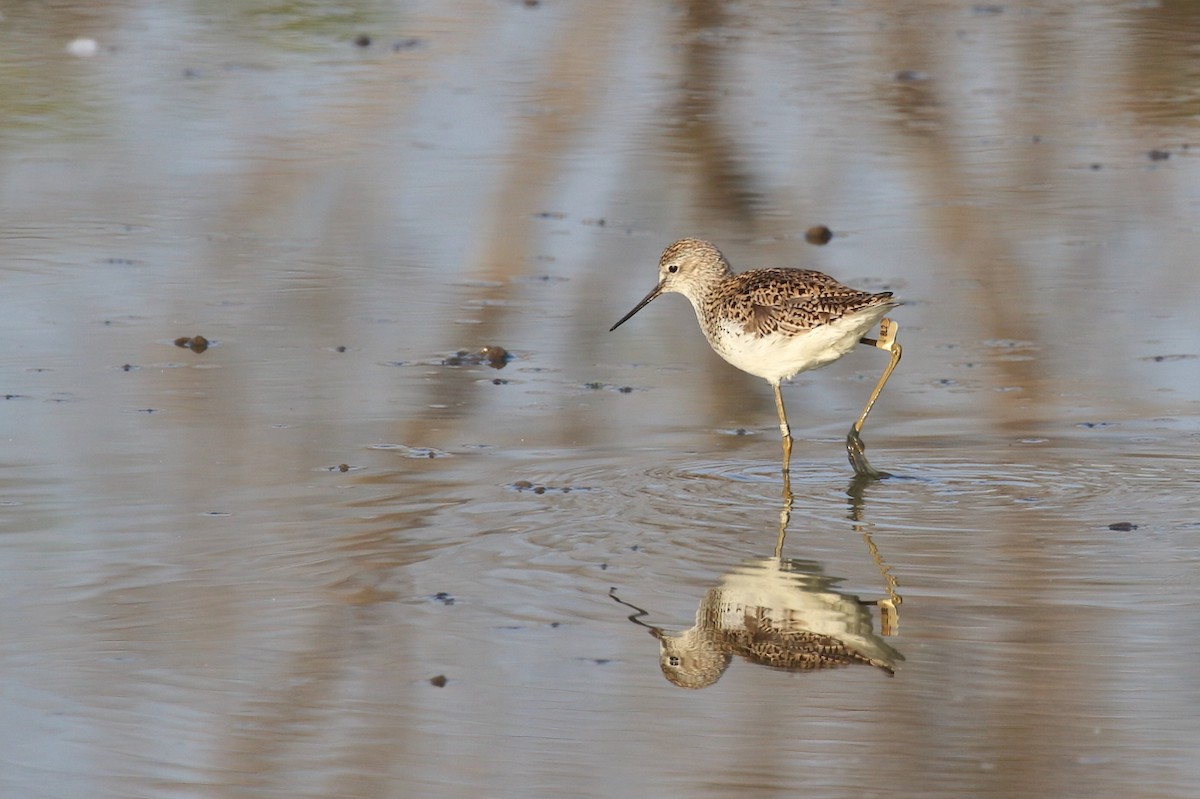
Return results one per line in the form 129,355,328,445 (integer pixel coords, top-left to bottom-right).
481,345,511,368
174,335,209,353
443,346,512,368
805,225,833,245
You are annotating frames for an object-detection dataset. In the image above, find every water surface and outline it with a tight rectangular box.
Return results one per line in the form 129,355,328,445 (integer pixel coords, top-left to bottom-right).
2,2,1199,797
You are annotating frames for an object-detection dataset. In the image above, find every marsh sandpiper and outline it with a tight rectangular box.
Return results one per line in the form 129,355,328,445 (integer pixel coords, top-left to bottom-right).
610,238,902,478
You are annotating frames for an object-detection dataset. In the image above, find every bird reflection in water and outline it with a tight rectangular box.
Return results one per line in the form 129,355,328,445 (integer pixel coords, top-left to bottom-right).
611,478,902,689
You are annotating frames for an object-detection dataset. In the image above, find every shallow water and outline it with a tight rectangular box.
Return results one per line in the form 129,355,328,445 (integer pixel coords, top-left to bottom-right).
3,2,1200,797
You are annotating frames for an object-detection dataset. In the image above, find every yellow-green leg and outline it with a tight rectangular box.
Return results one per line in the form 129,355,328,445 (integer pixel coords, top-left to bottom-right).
846,318,902,479
772,381,793,475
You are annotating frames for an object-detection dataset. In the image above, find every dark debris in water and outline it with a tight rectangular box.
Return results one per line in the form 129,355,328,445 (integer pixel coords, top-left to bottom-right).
1142,353,1196,362
432,592,456,605
509,480,593,495
360,33,422,51
368,443,451,458
983,339,1039,350
1076,421,1115,429
429,674,447,687
174,335,210,353
1108,522,1139,532
515,273,569,284
1142,143,1190,160
583,381,635,393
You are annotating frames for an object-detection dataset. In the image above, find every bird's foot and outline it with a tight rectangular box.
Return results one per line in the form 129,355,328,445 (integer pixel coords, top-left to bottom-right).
846,427,891,481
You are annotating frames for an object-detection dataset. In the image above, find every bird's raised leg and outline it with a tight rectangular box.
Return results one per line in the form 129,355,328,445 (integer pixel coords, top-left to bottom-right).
772,381,793,475
846,318,902,479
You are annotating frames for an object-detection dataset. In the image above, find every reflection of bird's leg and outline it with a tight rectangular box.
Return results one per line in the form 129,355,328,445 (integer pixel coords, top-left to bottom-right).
860,528,902,635
846,319,902,479
772,381,792,474
775,473,794,559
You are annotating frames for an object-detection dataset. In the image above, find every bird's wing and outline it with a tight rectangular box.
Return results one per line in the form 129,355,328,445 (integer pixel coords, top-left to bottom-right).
729,269,892,336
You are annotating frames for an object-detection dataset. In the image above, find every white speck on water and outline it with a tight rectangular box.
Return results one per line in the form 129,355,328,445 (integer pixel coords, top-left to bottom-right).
66,38,99,57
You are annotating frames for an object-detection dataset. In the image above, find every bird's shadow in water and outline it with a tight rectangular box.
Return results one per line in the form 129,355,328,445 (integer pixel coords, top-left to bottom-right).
610,475,904,689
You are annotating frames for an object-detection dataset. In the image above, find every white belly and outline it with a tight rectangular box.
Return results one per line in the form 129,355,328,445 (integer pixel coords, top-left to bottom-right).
704,305,892,384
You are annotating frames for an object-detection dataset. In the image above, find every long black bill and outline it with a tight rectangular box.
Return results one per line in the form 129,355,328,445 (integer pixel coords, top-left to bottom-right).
609,283,664,332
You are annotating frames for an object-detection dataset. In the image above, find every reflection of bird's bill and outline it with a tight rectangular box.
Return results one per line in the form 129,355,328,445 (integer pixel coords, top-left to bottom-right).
609,282,664,331
607,587,663,638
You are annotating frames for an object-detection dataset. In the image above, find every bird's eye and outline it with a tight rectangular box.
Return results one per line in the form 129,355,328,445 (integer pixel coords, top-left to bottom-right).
667,264,679,274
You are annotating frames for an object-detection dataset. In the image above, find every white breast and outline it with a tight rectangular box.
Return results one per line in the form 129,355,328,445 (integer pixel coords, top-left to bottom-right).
702,305,892,384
